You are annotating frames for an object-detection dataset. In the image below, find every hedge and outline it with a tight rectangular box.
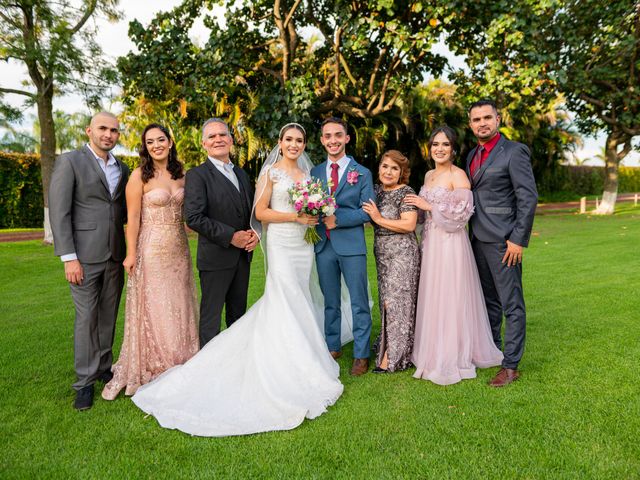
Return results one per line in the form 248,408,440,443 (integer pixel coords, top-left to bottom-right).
537,165,640,196
1,151,639,228
0,152,140,229
0,152,43,228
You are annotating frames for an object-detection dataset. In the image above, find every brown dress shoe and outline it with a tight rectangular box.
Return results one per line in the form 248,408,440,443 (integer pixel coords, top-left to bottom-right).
330,351,342,360
489,368,520,387
350,358,369,376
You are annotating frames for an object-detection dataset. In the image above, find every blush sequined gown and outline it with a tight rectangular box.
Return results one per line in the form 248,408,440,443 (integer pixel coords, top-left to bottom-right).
103,188,198,399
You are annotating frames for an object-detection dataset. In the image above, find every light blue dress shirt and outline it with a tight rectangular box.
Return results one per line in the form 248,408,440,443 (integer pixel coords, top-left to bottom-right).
209,157,240,191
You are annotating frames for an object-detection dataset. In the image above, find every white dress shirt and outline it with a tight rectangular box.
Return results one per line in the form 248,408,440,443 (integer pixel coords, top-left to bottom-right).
325,155,350,185
209,157,240,191
87,144,121,196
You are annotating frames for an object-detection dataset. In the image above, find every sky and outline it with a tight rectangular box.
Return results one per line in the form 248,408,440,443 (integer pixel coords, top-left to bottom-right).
1,1,636,165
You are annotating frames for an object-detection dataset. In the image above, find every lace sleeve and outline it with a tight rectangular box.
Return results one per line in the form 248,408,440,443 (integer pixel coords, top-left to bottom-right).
268,166,290,184
431,188,474,233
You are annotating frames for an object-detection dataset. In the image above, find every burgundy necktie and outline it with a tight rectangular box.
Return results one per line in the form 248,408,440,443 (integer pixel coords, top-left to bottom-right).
327,163,340,239
470,145,485,179
330,163,339,193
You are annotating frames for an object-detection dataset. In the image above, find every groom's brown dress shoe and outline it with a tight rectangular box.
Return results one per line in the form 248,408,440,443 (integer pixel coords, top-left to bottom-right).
489,368,520,387
350,358,369,376
330,351,342,360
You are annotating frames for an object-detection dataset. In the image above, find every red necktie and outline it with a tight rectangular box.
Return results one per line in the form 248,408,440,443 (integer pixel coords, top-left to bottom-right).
327,163,340,239
330,163,339,193
470,145,485,179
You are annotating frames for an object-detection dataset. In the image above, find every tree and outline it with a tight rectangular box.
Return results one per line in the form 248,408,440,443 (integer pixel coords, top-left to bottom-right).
118,0,451,173
0,103,37,152
0,0,121,241
443,0,639,213
32,110,92,154
441,1,581,186
552,0,640,214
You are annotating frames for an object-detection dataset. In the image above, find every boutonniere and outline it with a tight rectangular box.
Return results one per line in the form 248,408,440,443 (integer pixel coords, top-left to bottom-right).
346,168,362,185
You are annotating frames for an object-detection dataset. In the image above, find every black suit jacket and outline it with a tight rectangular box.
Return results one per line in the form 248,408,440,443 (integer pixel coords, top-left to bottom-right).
466,135,538,247
184,159,254,271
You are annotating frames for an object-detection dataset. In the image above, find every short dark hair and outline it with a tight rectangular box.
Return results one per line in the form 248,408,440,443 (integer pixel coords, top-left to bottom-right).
468,99,499,116
427,125,458,161
320,117,348,134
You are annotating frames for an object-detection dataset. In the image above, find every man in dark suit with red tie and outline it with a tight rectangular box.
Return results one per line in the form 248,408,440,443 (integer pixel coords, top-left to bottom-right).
466,100,538,387
184,118,257,348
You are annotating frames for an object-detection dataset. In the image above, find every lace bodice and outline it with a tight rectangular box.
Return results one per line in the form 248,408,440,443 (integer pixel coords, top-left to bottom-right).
141,188,185,225
262,167,309,237
268,167,300,214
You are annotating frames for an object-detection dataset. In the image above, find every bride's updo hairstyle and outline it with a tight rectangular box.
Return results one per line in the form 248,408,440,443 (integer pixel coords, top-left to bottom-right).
139,123,184,183
279,123,307,143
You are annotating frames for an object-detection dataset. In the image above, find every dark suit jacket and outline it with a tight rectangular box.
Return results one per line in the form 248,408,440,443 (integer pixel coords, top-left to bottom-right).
49,145,129,263
466,135,538,247
184,159,254,271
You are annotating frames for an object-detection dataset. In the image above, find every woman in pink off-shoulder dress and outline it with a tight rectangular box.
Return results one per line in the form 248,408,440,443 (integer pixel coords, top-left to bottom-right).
404,126,503,386
102,123,198,400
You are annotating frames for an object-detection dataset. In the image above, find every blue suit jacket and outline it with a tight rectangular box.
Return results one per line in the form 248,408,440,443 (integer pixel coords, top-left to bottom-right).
311,157,375,256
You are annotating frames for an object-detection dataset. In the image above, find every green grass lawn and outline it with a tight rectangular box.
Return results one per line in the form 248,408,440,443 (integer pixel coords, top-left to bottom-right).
1,207,639,479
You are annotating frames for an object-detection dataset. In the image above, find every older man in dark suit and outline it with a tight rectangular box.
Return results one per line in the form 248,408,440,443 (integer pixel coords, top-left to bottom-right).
466,100,538,387
49,111,129,410
184,118,257,348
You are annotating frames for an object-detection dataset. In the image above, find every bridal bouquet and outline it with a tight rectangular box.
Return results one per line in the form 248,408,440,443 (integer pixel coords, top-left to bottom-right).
288,177,337,244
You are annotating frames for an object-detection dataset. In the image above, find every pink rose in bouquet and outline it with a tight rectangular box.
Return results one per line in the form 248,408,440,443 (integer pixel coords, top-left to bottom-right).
288,177,337,244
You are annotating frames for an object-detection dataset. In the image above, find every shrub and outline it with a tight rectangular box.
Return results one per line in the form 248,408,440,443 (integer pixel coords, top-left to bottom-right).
537,165,639,197
0,152,43,228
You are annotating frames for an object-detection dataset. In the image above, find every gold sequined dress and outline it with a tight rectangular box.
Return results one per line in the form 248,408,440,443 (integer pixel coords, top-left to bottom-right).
103,188,198,399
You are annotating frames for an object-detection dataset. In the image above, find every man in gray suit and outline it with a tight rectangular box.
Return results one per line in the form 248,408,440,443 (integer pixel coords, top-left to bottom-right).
49,112,129,410
466,100,538,387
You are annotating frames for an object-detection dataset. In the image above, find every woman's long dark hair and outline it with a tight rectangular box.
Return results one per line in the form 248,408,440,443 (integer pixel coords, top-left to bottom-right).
427,125,458,161
139,123,184,183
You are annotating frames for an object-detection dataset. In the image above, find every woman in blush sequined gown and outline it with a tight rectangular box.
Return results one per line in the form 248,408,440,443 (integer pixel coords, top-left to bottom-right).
362,151,419,373
404,126,503,386
102,124,198,400
131,123,343,437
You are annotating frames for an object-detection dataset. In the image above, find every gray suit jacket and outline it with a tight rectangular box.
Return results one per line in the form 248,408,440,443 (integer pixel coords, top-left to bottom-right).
466,135,538,247
49,145,129,263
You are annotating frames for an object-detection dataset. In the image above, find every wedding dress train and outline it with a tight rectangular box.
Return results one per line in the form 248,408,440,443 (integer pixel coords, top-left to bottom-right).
132,167,343,436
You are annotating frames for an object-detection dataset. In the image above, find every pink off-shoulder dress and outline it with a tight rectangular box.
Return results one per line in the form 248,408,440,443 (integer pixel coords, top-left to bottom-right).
411,186,503,385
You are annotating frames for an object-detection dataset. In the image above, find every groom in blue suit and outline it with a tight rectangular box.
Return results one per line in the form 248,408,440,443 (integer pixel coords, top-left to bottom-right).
311,117,375,376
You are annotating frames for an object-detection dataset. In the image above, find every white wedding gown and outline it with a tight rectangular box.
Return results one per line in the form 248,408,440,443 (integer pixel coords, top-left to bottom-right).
132,167,344,437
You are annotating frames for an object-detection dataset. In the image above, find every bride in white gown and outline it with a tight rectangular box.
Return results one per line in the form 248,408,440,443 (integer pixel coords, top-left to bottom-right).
132,123,344,437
